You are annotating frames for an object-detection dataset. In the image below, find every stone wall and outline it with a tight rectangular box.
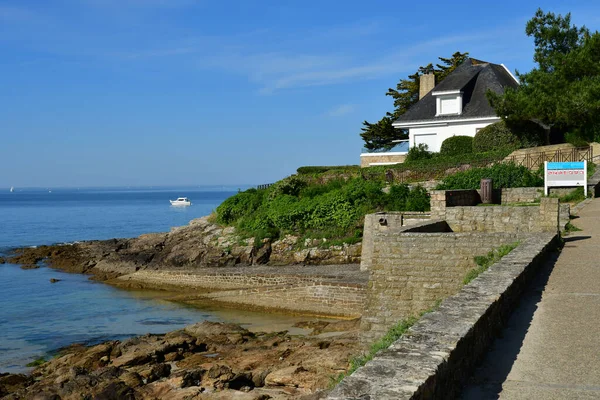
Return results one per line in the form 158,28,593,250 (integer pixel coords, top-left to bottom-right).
202,282,365,318
360,153,406,168
329,233,559,400
431,192,560,233
360,216,449,272
117,270,347,290
360,230,529,343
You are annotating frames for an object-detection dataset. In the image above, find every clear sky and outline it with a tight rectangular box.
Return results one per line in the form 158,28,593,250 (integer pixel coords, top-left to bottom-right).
2,0,599,188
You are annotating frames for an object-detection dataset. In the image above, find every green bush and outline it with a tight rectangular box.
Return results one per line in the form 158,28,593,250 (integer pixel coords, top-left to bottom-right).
406,186,431,211
507,120,547,148
215,178,432,245
440,136,473,156
473,121,521,153
296,165,360,175
436,163,543,190
405,143,433,162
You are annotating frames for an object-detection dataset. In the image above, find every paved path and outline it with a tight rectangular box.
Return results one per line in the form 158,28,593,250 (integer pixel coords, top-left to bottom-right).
461,198,600,399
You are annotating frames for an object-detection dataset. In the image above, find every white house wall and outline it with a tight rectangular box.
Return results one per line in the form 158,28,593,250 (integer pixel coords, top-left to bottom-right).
409,118,499,153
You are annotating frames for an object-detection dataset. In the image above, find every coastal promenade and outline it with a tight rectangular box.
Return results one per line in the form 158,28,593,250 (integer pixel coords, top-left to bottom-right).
462,198,600,399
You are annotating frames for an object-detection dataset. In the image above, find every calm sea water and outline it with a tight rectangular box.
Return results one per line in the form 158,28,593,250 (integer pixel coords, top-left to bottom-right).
0,187,310,373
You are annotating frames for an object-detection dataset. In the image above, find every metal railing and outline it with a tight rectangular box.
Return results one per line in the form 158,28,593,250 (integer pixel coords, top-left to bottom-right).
504,146,593,170
257,183,273,190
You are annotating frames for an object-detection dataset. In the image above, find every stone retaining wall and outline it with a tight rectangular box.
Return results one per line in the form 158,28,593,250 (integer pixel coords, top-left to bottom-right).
360,231,530,343
431,193,560,233
117,270,346,290
202,282,366,318
329,233,559,399
360,153,407,167
360,217,450,272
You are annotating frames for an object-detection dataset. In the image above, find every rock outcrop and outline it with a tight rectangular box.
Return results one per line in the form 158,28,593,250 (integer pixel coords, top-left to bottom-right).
1,321,360,399
7,216,361,280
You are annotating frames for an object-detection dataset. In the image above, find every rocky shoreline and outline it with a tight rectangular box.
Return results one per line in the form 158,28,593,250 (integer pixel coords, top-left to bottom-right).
1,216,364,399
4,216,361,281
0,320,361,399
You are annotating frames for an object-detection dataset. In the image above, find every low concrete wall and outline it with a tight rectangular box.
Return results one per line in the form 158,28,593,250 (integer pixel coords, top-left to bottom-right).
360,153,407,167
329,233,559,399
201,282,365,318
360,230,531,343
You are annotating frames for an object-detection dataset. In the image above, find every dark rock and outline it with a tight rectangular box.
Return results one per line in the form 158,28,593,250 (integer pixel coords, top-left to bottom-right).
0,257,5,264
146,363,171,383
50,278,61,283
93,381,135,400
181,369,205,388
227,372,254,390
20,264,40,270
207,364,233,380
0,373,32,394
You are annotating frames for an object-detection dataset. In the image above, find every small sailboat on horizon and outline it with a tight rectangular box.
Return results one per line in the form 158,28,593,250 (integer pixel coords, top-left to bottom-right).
10,186,14,193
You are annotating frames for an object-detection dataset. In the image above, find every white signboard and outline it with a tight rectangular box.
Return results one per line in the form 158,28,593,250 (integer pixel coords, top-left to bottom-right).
544,161,587,196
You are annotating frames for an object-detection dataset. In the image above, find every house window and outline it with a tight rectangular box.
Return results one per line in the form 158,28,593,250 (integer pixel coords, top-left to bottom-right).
433,90,463,116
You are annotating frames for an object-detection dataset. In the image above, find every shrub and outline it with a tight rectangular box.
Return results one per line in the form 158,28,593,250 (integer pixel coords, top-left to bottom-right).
440,136,473,156
215,177,432,245
405,186,431,211
296,165,360,175
436,163,543,190
473,121,521,153
215,188,265,224
507,120,547,147
405,143,432,162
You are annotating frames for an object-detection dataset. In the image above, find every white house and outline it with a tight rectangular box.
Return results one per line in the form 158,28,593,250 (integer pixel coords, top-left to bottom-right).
392,58,519,153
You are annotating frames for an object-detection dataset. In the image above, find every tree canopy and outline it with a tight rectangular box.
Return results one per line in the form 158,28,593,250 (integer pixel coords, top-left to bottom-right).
360,52,469,150
488,9,600,144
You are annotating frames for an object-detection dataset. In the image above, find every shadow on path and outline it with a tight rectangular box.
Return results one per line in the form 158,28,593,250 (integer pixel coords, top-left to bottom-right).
458,250,561,400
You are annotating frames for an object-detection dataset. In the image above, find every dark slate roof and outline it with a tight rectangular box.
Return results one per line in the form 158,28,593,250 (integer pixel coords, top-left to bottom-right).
393,58,519,124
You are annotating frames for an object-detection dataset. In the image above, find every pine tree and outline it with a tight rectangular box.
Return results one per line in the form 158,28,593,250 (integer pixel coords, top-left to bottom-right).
360,52,469,150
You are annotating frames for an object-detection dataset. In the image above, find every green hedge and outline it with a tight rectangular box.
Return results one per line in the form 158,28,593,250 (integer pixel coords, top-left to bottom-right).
440,136,473,156
216,179,430,244
435,163,543,190
296,165,360,175
473,121,521,153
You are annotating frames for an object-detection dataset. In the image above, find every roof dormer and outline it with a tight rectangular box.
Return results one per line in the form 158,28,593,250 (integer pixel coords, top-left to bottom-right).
432,89,463,116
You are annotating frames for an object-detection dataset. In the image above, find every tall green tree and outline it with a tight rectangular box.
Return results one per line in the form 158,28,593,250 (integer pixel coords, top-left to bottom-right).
489,9,600,144
361,52,469,150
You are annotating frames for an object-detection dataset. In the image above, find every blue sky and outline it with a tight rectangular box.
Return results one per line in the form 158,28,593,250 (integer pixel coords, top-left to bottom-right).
2,0,599,187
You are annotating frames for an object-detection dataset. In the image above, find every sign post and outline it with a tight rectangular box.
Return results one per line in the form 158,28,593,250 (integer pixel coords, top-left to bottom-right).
544,161,587,197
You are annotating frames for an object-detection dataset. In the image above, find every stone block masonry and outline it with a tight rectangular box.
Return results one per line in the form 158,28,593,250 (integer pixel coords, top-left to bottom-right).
360,230,531,343
360,215,448,272
202,282,365,318
329,233,559,400
431,192,560,233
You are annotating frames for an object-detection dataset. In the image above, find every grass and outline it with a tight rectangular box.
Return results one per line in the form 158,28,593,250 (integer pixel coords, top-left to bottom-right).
464,242,520,285
329,300,441,388
563,221,582,235
26,356,46,367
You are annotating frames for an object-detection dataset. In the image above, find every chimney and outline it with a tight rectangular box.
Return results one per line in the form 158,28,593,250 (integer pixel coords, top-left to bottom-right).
419,73,435,100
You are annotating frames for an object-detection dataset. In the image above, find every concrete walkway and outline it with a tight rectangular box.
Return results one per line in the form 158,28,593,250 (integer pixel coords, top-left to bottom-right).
461,198,600,399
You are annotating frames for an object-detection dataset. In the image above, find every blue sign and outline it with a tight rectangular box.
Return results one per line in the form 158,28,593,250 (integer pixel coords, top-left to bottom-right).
547,162,585,170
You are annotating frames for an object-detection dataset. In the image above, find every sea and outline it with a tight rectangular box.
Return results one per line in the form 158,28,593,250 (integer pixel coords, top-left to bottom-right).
0,187,309,373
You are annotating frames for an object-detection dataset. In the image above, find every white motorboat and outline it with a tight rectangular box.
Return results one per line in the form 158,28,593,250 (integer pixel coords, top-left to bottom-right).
170,197,191,206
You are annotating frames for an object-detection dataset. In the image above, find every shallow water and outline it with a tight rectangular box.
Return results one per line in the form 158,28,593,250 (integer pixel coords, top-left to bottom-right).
0,187,317,373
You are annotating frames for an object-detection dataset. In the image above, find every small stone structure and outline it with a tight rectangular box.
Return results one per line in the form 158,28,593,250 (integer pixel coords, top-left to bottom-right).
430,191,561,233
